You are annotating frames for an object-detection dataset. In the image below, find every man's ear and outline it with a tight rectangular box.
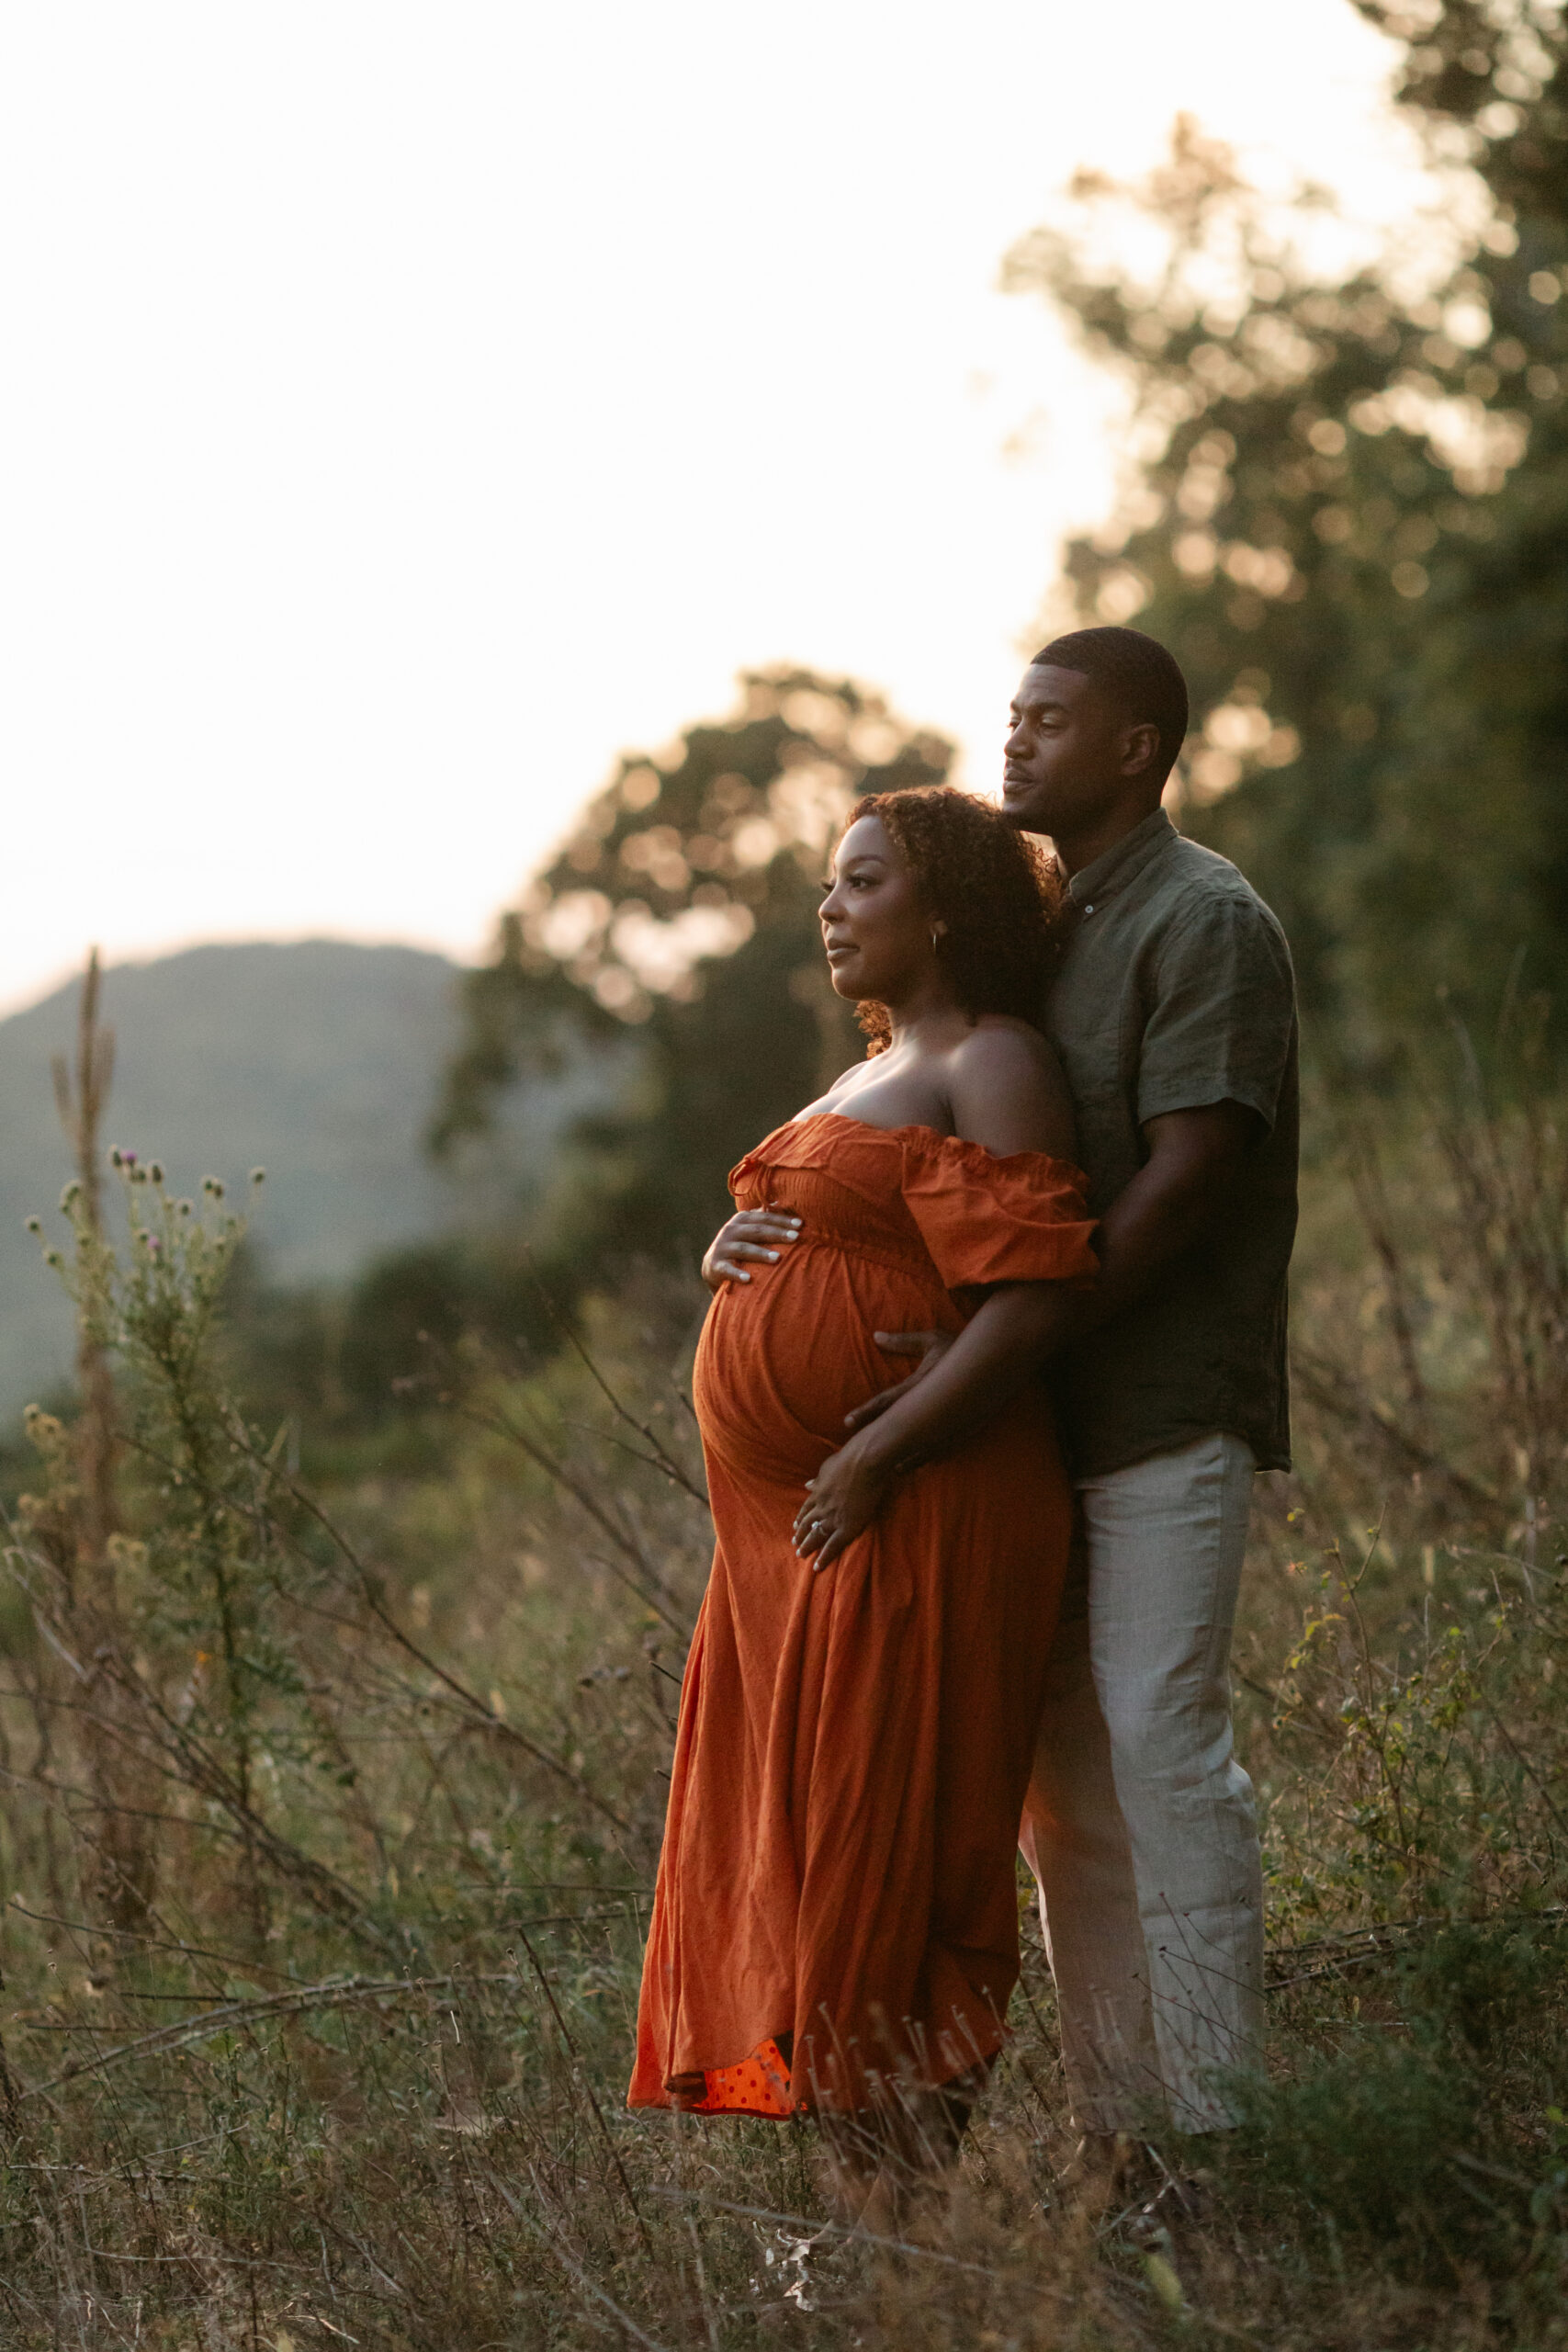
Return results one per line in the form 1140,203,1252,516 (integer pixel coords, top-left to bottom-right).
1120,720,1161,779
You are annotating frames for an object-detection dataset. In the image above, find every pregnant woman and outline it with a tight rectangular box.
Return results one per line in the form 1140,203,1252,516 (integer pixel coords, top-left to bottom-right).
628,786,1096,2191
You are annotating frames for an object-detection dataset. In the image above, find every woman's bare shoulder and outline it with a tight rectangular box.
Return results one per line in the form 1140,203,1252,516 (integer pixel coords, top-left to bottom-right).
948,1015,1066,1084
946,1018,1076,1157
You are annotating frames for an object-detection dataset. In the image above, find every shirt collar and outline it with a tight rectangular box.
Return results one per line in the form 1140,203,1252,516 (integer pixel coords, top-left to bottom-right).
1066,807,1178,909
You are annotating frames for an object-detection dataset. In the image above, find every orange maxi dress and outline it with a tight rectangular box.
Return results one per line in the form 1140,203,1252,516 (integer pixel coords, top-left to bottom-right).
628,1113,1097,2117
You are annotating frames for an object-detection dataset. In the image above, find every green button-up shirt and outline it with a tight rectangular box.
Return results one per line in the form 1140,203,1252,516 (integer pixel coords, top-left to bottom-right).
1043,808,1299,1476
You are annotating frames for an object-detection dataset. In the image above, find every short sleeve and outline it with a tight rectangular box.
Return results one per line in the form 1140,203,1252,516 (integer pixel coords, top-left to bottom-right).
1138,891,1296,1133
899,1136,1098,1291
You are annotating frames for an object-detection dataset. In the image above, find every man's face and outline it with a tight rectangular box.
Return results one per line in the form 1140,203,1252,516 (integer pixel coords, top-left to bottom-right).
1001,662,1159,842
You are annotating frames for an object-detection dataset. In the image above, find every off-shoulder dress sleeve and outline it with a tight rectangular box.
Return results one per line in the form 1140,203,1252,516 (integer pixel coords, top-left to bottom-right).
899,1131,1098,1290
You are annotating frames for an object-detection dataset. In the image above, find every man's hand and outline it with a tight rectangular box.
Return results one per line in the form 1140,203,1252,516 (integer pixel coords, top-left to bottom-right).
843,1102,1261,1426
841,1329,953,1431
792,1433,897,1570
701,1207,802,1294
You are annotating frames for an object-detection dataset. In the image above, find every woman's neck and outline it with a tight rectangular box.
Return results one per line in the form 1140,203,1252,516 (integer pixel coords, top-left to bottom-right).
879,978,971,1054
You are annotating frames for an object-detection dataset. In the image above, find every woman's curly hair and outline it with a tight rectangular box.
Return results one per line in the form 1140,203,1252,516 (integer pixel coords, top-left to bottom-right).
840,786,1068,1055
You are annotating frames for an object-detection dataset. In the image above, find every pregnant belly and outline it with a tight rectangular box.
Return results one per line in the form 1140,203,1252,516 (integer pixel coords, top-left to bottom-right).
694,1242,957,1484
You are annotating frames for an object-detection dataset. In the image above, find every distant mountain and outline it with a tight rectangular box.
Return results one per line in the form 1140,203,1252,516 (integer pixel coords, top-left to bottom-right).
0,941,467,1422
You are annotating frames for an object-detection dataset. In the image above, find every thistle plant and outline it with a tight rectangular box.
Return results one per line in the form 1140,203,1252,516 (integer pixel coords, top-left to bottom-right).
11,1148,369,1947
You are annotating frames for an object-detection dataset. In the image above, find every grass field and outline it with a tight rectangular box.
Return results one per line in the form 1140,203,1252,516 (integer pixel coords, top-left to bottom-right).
0,1063,1564,2349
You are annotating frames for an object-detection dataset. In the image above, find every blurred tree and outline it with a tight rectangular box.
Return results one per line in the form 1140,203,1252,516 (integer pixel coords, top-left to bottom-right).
219,1235,578,1445
433,667,953,1265
1005,1,1568,1058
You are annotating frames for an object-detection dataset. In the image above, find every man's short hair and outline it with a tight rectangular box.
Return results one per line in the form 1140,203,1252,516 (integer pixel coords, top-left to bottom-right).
1032,626,1190,783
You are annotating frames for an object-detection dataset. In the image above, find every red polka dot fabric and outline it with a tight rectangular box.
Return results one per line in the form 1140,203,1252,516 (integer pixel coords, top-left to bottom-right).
671,2037,795,2118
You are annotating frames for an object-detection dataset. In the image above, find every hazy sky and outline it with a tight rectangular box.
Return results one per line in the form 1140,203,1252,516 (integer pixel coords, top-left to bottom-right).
2,2,1452,1014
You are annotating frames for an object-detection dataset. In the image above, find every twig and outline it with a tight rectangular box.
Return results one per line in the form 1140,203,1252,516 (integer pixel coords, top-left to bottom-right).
581,1550,689,1640
1471,1698,1568,1845
513,1922,653,2254
219,1426,633,1835
84,2248,304,2273
3,1563,396,1949
1336,1110,1430,1432
1264,1904,1568,1990
1290,1347,1499,1509
438,1385,680,1609
17,1971,536,2097
107,1658,391,1942
509,1258,709,1506
489,2166,671,2351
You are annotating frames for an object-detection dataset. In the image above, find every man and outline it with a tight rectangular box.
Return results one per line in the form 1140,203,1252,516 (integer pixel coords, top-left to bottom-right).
854,624,1297,2152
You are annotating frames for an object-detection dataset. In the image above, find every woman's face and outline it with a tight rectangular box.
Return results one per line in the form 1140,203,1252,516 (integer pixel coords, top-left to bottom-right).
818,815,936,1005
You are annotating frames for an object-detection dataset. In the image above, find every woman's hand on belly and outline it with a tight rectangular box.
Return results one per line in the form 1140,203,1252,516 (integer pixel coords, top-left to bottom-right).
792,1432,897,1571
701,1206,803,1294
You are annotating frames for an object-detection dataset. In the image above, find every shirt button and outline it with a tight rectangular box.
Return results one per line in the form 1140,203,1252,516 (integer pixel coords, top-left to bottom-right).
1082,903,1095,915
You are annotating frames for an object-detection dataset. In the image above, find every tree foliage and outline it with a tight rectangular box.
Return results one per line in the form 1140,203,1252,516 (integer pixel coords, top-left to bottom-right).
1006,0,1568,1056
432,668,952,1266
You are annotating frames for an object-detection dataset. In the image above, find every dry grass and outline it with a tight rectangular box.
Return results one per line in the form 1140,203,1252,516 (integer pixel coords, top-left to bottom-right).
0,1051,1565,2348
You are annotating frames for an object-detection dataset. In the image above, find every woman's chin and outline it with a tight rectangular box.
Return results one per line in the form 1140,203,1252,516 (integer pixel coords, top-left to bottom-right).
826,963,864,1001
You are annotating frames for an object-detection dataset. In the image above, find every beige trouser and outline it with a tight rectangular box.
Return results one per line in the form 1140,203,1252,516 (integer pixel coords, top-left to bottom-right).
1020,1431,1264,2133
